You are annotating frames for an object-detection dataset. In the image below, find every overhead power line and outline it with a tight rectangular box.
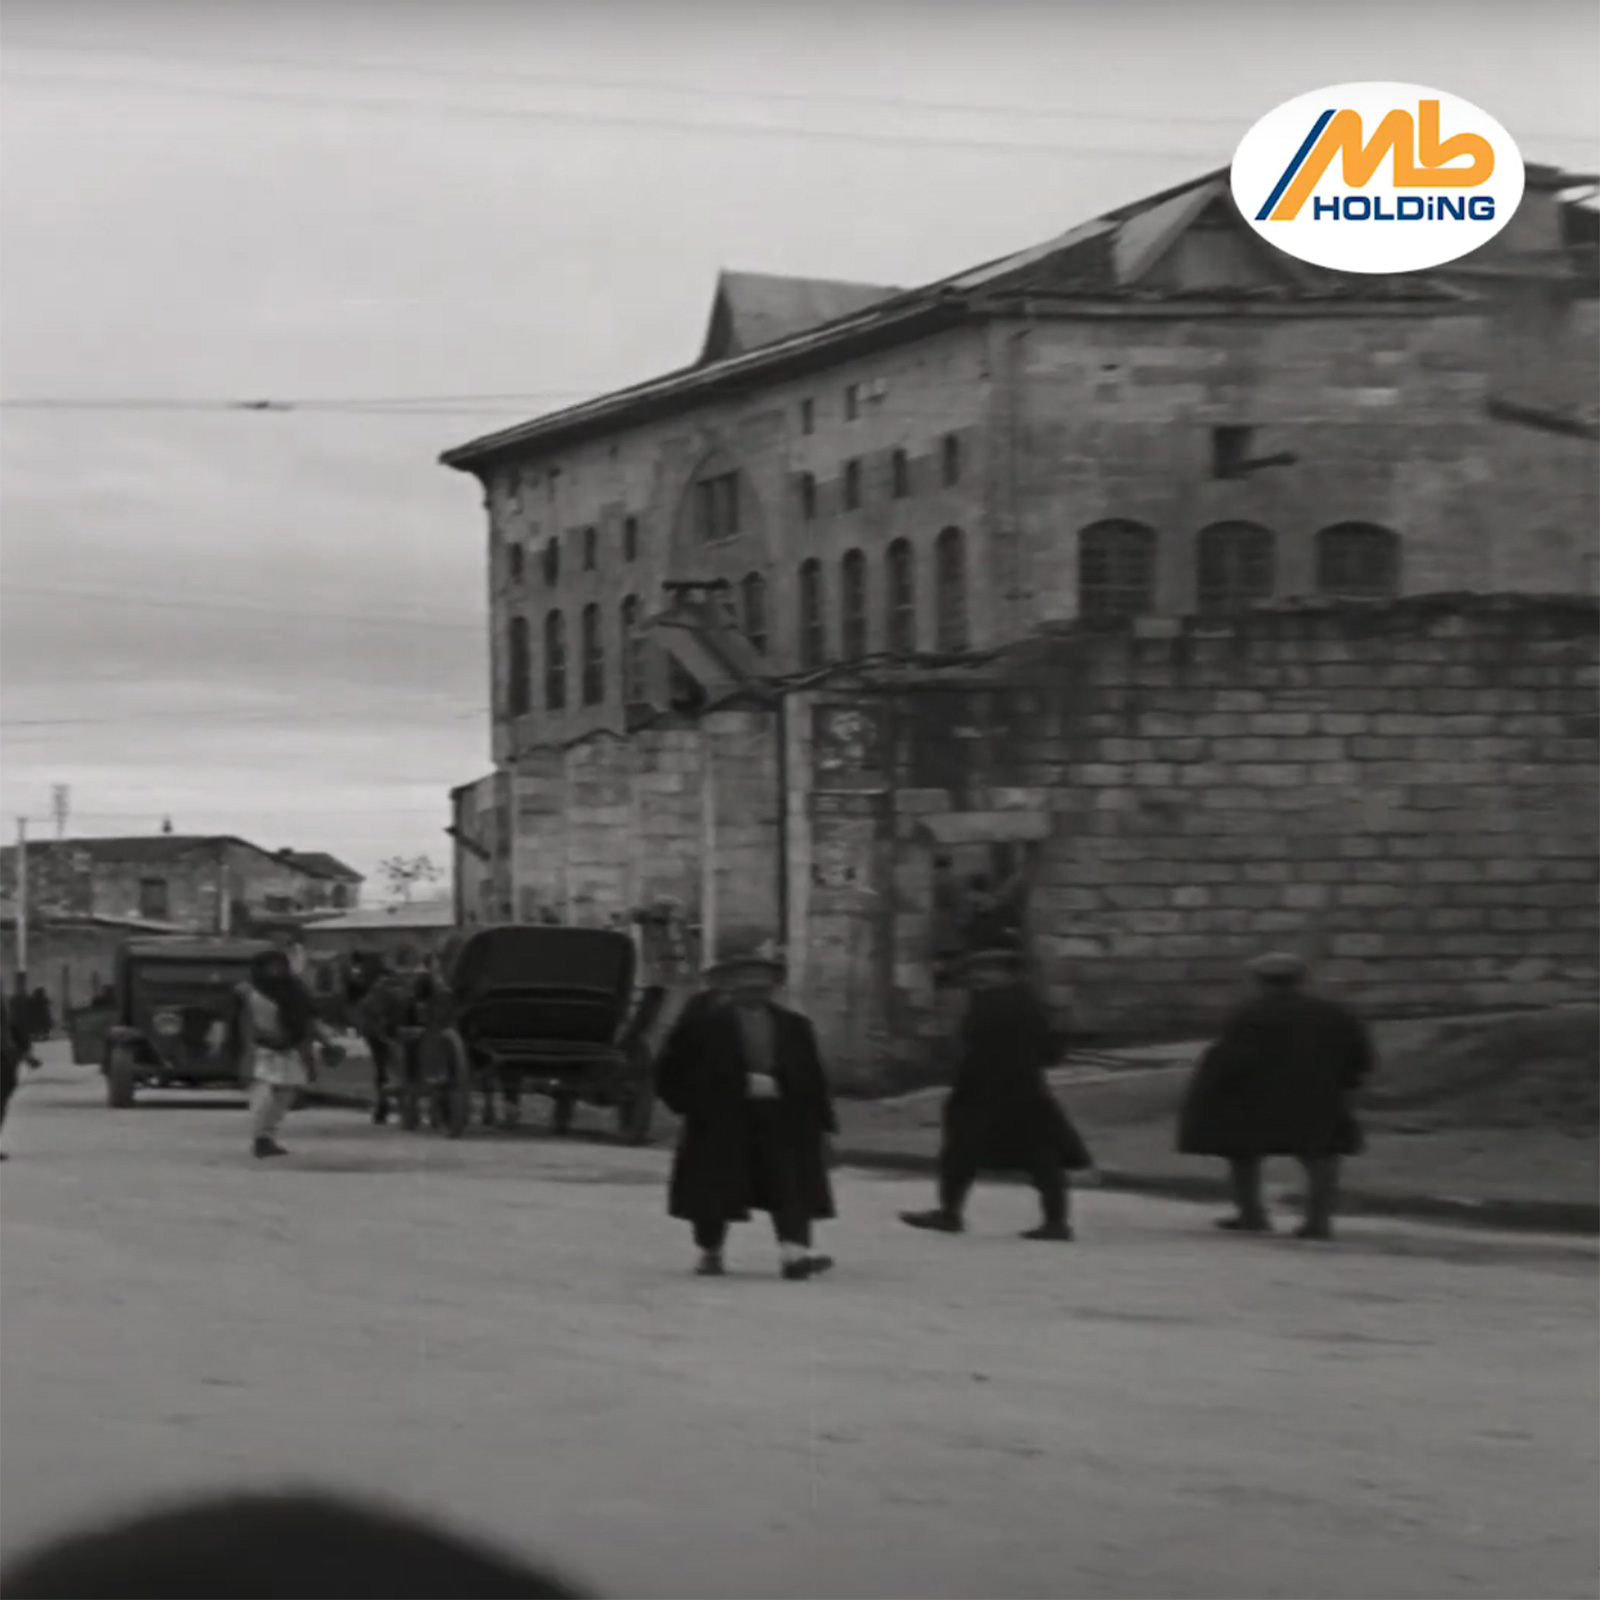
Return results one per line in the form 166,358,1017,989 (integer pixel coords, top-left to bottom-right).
1,705,486,729
8,37,1596,146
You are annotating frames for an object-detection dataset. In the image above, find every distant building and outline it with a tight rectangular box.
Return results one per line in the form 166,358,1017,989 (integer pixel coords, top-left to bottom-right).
0,834,365,936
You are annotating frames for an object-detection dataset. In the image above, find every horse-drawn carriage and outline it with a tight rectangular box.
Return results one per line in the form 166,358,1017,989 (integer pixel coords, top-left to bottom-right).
386,925,662,1145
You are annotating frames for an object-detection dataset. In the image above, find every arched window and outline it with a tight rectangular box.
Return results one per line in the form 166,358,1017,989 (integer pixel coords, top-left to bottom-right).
507,615,531,718
798,559,826,669
694,467,741,542
797,472,817,521
620,596,643,702
740,572,769,654
1316,522,1400,598
1196,521,1276,613
581,603,604,706
543,610,567,710
1078,520,1157,621
886,538,916,655
542,537,560,586
935,526,969,651
840,550,868,659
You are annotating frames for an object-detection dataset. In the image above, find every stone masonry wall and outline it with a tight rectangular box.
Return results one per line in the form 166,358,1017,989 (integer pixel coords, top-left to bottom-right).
790,597,1598,1083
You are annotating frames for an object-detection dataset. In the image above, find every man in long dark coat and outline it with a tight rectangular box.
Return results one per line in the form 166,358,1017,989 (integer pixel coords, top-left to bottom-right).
654,934,837,1281
901,949,1093,1242
1177,951,1376,1241
0,993,24,1160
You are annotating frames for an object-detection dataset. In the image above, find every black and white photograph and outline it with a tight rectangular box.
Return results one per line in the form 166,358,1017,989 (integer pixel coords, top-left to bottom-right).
1,1,1597,1595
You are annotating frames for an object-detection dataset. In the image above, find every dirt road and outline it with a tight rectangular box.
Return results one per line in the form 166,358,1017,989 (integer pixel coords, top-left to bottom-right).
2,1057,1596,1599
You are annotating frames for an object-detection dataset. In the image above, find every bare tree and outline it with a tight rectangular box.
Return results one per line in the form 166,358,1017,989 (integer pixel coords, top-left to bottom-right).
379,854,443,905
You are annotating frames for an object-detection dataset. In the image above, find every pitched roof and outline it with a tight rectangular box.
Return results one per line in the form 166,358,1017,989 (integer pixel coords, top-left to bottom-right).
441,166,1474,471
698,271,902,365
277,850,364,882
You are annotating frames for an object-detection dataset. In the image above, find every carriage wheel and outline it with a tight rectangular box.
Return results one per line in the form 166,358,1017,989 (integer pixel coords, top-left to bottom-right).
439,1032,472,1140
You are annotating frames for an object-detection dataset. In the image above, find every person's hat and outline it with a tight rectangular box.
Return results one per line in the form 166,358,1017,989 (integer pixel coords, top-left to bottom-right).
703,930,785,983
951,947,1029,982
1247,950,1307,981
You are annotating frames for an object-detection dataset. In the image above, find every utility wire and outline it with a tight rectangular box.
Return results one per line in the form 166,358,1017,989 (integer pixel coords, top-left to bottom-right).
1,706,486,729
0,68,1236,162
8,37,1597,146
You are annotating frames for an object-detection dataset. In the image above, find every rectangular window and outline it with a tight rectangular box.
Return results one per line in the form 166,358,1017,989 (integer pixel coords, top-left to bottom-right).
844,459,862,510
696,473,741,542
891,449,910,499
941,434,962,487
582,526,598,571
623,516,639,563
1211,426,1255,480
844,384,860,422
800,398,815,435
508,543,525,584
138,878,169,921
265,894,293,915
798,472,817,520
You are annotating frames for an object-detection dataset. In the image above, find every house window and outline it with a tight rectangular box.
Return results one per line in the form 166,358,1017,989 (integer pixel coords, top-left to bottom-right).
582,526,598,571
800,398,815,435
507,543,525,585
935,526,969,651
1078,520,1157,621
1316,522,1400,598
886,538,916,654
840,550,868,659
331,883,351,909
621,596,644,701
138,878,169,922
507,614,532,717
1196,521,1276,612
544,610,567,709
843,459,862,510
891,448,910,499
741,571,769,654
941,434,962,486
265,895,293,915
844,383,860,422
581,602,604,705
797,471,818,521
1211,426,1256,480
798,559,826,669
542,537,560,586
695,471,741,542
623,516,639,563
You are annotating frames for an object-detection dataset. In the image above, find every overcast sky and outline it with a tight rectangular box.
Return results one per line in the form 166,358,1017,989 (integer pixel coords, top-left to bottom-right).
2,0,1595,890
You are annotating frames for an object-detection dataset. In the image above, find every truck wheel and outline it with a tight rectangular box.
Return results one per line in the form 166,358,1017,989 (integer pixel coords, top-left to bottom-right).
105,1047,137,1109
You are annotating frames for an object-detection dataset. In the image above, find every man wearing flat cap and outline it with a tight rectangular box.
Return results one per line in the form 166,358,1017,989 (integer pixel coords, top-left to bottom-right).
653,930,838,1280
902,948,1093,1242
1177,951,1376,1241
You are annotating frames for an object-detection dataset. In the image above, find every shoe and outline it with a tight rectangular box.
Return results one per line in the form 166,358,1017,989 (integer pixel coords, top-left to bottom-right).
781,1259,813,1281
806,1254,835,1276
1215,1214,1272,1233
372,1099,390,1126
900,1210,963,1234
1021,1222,1074,1241
251,1138,288,1159
694,1254,725,1276
1294,1223,1334,1242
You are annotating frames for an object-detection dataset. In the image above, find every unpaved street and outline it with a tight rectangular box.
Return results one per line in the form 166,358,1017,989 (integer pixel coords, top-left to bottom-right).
2,1058,1596,1600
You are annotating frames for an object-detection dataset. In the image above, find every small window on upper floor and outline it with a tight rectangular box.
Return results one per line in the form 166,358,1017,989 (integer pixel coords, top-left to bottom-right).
138,878,169,923
798,471,818,521
582,526,598,571
843,459,862,511
844,383,861,422
800,398,815,436
623,515,639,563
891,448,911,499
542,537,561,586
508,543,525,584
740,571,769,655
695,472,741,543
941,434,962,487
1211,426,1256,480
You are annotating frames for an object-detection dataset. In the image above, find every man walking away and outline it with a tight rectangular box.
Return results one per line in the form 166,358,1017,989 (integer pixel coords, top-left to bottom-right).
27,987,53,1043
902,949,1093,1242
1177,951,1376,1241
655,932,837,1281
0,993,26,1160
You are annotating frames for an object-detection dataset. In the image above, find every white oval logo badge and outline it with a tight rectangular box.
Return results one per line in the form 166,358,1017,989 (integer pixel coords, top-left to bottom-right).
1231,83,1524,274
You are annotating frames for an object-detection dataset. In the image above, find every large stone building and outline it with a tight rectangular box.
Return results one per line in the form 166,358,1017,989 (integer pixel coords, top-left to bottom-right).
0,834,363,936
440,167,1598,1079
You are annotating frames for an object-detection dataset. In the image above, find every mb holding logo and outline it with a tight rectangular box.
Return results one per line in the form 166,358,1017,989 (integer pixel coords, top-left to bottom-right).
1231,82,1525,274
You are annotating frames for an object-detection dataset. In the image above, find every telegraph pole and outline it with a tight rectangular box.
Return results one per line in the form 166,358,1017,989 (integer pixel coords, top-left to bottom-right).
51,785,70,840
14,817,28,996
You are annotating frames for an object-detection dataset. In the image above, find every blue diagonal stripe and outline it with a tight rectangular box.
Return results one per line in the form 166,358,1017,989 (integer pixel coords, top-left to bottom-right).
1254,109,1336,222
